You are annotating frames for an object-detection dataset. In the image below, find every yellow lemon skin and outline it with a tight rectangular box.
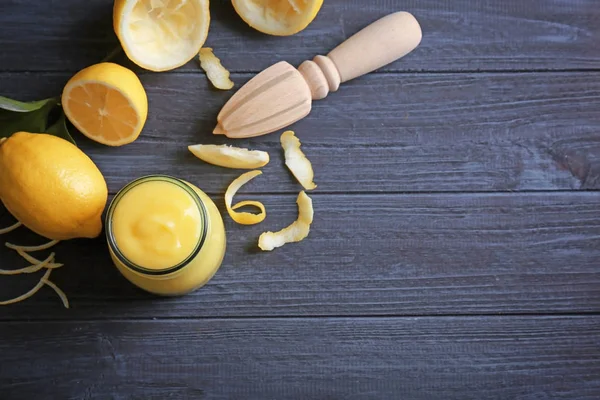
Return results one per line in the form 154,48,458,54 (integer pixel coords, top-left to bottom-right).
62,62,148,147
232,0,323,36
0,132,108,240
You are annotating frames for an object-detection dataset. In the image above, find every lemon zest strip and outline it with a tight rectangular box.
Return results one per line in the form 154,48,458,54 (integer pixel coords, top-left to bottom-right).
6,239,60,252
11,249,63,270
0,252,58,276
0,222,22,235
42,278,70,309
0,268,51,306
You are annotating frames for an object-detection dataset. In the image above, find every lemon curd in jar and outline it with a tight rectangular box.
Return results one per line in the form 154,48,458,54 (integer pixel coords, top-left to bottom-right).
106,175,226,296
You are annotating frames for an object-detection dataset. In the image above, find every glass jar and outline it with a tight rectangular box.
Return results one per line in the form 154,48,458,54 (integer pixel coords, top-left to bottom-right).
105,175,226,296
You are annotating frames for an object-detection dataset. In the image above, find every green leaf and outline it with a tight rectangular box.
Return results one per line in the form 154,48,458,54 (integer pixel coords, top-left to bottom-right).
0,96,57,138
0,95,77,146
0,96,57,113
46,112,76,145
0,104,53,139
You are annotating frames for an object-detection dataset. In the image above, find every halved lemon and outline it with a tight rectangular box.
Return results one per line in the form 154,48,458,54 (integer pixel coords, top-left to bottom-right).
62,62,148,147
232,0,323,36
114,0,210,71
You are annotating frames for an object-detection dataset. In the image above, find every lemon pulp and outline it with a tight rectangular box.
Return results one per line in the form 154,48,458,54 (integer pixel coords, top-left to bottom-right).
65,83,140,143
62,62,148,146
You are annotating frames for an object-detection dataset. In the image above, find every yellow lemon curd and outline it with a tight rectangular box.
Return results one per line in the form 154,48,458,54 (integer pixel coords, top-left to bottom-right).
106,175,226,296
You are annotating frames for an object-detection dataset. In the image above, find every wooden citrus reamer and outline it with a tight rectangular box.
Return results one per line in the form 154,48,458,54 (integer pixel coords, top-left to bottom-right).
214,11,422,139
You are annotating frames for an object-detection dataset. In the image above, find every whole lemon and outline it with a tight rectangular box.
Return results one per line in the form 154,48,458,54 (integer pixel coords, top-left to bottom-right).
0,132,108,240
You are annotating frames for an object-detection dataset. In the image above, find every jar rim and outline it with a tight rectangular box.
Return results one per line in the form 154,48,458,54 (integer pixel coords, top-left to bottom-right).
105,175,208,277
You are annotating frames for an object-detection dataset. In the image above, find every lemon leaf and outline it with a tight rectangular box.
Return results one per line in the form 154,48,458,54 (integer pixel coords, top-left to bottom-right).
0,96,56,138
0,96,75,145
0,105,52,139
0,96,57,113
46,112,76,145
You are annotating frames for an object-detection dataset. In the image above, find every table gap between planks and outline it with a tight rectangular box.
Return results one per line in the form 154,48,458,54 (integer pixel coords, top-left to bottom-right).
0,1,599,399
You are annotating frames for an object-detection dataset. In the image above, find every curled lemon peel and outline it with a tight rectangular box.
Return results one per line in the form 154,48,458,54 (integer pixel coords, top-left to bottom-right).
225,170,266,225
258,191,313,251
0,222,22,235
199,48,234,90
281,131,316,190
0,268,51,306
188,144,269,169
42,278,70,309
0,252,57,275
5,239,60,252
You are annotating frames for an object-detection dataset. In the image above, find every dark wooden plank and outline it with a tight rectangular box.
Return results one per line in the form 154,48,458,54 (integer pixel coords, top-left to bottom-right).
1,71,599,193
1,192,599,319
1,0,599,73
1,316,599,399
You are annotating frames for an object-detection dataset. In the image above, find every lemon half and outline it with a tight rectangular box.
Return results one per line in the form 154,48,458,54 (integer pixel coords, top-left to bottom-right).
62,62,148,147
114,0,210,71
232,0,323,36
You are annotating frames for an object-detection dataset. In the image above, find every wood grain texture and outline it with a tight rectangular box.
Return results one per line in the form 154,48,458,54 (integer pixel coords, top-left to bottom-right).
1,1,600,396
1,192,599,319
1,71,599,193
1,316,599,400
1,0,599,73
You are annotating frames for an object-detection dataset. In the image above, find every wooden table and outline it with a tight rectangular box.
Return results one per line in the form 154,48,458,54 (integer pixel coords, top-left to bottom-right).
1,1,599,399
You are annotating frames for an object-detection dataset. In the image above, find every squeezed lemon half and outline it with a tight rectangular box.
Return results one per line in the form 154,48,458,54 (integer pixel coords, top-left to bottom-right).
114,0,210,71
232,0,323,36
